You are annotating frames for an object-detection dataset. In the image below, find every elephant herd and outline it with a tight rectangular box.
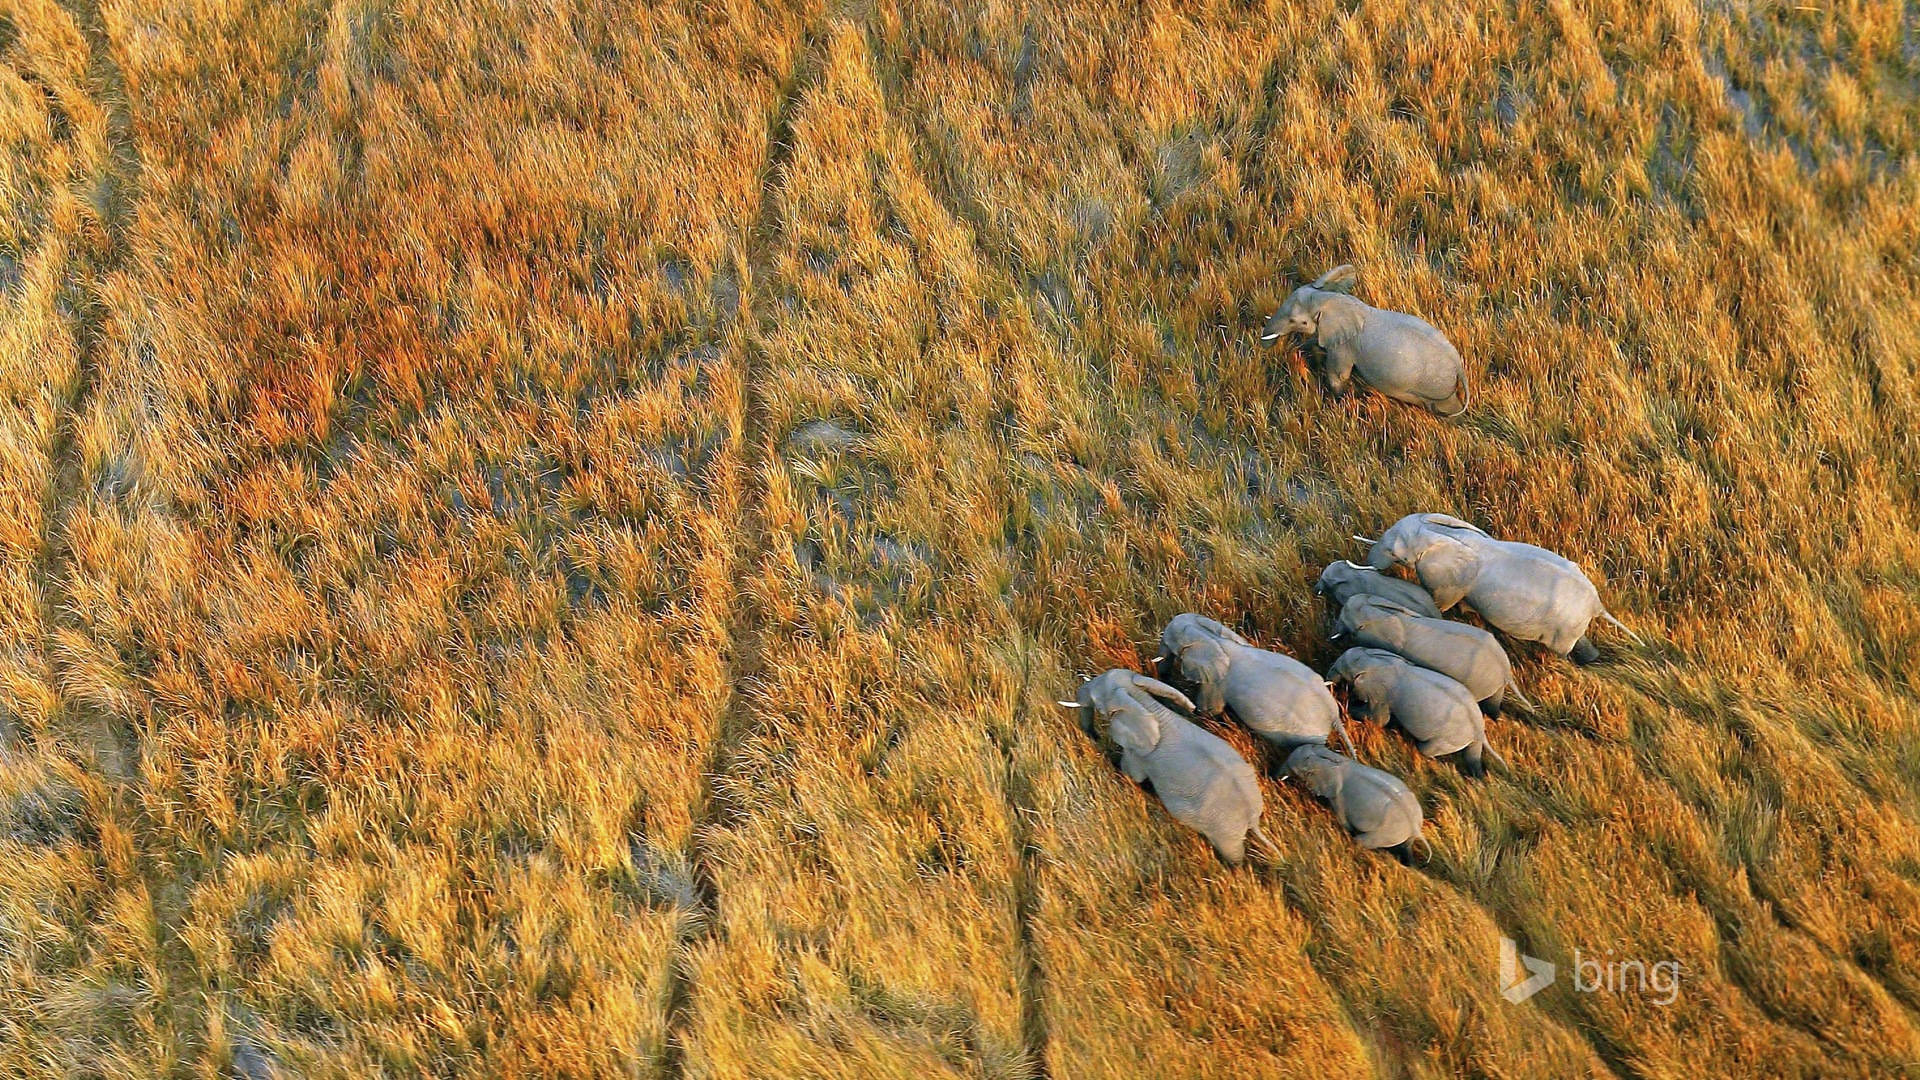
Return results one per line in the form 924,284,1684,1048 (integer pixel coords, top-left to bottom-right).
1055,268,1642,866
1062,514,1638,865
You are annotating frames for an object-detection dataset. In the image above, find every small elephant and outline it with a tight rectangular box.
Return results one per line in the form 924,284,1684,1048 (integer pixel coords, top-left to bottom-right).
1155,613,1353,756
1327,648,1507,777
1059,669,1281,865
1362,513,1642,663
1260,264,1468,416
1334,595,1529,718
1283,744,1428,864
1315,559,1443,619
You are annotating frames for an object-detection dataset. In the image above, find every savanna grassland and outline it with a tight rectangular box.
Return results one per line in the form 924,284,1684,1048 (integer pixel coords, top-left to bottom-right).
2,0,1919,1076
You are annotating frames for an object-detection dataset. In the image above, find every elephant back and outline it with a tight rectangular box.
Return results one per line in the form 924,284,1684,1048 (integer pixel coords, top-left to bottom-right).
1229,649,1338,737
1149,719,1261,829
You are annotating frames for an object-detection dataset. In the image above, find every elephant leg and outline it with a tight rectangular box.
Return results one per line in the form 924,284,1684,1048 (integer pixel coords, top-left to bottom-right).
1431,387,1467,417
1212,830,1247,867
1570,636,1601,665
1480,689,1504,720
1322,344,1358,395
1385,839,1416,866
1456,741,1487,778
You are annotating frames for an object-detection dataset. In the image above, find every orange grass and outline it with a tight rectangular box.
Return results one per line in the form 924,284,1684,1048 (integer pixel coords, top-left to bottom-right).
2,0,1919,1076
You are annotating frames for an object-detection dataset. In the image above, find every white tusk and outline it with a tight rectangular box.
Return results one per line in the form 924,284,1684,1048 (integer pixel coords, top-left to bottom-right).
1055,700,1082,708
1352,535,1377,546
1259,332,1280,343
1342,559,1374,571
1150,656,1164,664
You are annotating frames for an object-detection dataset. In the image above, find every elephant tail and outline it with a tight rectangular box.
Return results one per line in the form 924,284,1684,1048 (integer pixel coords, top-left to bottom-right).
1483,739,1512,774
1249,824,1285,864
1413,834,1434,867
1600,610,1645,646
1506,681,1535,711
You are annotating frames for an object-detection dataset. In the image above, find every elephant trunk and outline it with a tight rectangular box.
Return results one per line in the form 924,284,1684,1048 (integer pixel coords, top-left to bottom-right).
1055,699,1093,736
1193,678,1225,718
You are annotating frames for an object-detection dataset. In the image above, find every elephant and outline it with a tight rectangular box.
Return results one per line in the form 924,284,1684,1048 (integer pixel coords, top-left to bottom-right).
1315,559,1444,619
1283,744,1428,865
1260,264,1469,416
1361,513,1643,663
1327,648,1508,777
1058,669,1281,865
1155,614,1354,756
1333,594,1529,718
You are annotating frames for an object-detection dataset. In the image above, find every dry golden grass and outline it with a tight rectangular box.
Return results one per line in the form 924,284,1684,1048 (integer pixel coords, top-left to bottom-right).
2,0,1918,1076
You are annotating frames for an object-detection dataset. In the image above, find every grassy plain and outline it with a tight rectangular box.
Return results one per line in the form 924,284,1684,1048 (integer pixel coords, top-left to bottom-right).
2,0,1918,1076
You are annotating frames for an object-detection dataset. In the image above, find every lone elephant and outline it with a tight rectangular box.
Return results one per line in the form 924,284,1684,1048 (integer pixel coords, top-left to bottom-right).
1261,264,1469,415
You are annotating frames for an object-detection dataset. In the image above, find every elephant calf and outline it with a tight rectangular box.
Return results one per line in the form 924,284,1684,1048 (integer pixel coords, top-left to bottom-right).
1327,648,1507,777
1364,513,1642,663
1156,613,1352,755
1334,595,1524,717
1284,744,1427,865
1061,669,1281,866
1261,264,1468,416
1315,560,1444,619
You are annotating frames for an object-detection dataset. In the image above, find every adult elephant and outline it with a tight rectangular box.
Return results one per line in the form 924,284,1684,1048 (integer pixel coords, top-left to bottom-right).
1361,513,1641,663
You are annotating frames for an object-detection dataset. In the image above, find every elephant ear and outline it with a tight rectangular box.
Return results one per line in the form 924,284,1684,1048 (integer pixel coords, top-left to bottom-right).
1313,294,1364,344
1194,615,1248,645
1414,536,1481,610
1312,264,1358,292
1421,513,1486,535
1326,647,1363,682
1131,672,1197,714
1306,758,1347,801
1364,597,1422,619
1108,700,1162,756
1177,648,1226,716
1333,596,1366,635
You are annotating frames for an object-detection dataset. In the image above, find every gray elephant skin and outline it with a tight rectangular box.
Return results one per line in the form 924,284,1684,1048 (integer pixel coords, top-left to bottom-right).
1334,594,1520,717
1315,559,1443,619
1364,513,1640,662
1284,744,1427,864
1261,264,1469,416
1327,647,1507,777
1156,613,1353,755
1063,669,1281,865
